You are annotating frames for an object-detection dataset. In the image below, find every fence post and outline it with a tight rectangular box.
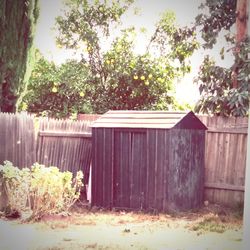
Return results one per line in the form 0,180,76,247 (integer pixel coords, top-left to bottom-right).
242,113,250,250
242,1,249,249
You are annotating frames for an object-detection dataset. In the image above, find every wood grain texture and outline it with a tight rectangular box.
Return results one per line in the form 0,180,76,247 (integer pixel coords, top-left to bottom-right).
92,111,206,212
0,112,36,168
198,115,247,207
36,117,93,184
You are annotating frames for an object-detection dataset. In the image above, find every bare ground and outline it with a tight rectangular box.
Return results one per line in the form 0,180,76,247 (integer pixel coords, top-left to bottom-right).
0,203,243,250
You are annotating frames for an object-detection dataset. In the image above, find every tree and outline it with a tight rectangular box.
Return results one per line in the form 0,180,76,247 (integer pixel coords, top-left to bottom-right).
0,0,39,112
54,0,198,114
92,27,176,113
194,0,249,116
233,0,249,88
22,1,198,117
21,51,93,118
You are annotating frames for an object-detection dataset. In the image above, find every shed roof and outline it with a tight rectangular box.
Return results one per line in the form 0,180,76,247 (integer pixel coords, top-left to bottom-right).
92,110,207,130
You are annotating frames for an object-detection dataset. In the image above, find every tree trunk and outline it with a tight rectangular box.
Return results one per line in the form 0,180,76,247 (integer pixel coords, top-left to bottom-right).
232,0,249,88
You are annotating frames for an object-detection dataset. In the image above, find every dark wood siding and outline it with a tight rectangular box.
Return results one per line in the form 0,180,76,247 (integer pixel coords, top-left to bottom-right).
91,111,207,212
113,130,146,209
146,129,170,211
168,129,205,211
103,128,113,208
92,128,113,207
147,129,156,209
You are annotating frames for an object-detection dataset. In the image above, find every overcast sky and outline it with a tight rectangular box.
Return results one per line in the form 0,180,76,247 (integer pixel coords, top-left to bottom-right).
34,0,234,105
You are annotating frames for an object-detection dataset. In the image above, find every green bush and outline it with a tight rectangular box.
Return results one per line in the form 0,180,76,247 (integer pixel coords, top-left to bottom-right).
0,161,30,216
0,161,83,220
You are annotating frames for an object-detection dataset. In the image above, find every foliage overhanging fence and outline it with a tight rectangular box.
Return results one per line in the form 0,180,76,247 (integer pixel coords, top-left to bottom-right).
0,112,248,207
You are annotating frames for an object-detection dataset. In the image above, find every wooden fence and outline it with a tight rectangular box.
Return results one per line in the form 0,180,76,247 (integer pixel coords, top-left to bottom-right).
198,115,248,207
0,113,93,185
0,112,248,208
0,112,36,168
37,117,92,184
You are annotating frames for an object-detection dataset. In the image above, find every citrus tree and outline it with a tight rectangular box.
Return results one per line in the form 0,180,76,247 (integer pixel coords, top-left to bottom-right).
22,51,93,118
23,0,198,117
88,27,178,113
54,0,198,114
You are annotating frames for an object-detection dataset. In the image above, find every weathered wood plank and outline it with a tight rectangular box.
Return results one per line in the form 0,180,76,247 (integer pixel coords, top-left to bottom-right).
199,115,247,206
39,131,92,138
0,112,36,168
205,182,245,192
103,128,113,208
147,129,157,209
208,128,247,134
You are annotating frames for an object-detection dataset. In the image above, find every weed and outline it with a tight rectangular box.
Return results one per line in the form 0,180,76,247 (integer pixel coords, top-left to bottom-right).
233,202,244,219
191,218,227,233
190,213,229,233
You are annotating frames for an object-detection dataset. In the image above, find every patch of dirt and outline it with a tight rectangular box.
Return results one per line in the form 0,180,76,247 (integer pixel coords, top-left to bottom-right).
0,203,243,250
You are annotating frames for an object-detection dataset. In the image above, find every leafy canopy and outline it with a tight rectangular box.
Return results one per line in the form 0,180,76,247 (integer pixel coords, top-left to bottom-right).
194,0,249,116
23,0,198,117
22,51,92,118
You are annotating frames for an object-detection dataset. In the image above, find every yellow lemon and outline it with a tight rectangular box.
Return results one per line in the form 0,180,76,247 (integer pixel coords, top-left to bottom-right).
52,87,58,93
22,102,28,111
117,45,122,51
144,81,149,86
133,75,138,80
79,92,84,97
106,59,111,65
148,74,153,79
140,75,145,81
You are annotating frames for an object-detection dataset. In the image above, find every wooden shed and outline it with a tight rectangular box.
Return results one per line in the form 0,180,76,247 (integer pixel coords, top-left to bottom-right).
91,110,207,212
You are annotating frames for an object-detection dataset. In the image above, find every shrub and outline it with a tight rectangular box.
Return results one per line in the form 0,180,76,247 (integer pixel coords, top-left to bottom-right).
0,161,30,216
0,161,83,220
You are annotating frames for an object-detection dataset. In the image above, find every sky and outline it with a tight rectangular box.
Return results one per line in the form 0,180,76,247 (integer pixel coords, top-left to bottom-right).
34,0,234,105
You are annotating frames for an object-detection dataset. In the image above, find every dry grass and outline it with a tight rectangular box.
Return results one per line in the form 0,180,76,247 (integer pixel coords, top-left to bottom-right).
37,202,242,234
0,202,243,250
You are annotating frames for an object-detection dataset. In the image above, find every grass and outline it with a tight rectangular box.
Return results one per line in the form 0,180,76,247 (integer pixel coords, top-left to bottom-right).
191,216,227,233
188,208,242,234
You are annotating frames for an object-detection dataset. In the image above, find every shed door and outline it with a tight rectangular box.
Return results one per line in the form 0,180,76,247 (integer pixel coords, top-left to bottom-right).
114,130,146,209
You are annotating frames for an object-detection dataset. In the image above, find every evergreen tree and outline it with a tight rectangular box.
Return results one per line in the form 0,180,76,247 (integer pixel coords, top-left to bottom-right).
0,0,39,112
